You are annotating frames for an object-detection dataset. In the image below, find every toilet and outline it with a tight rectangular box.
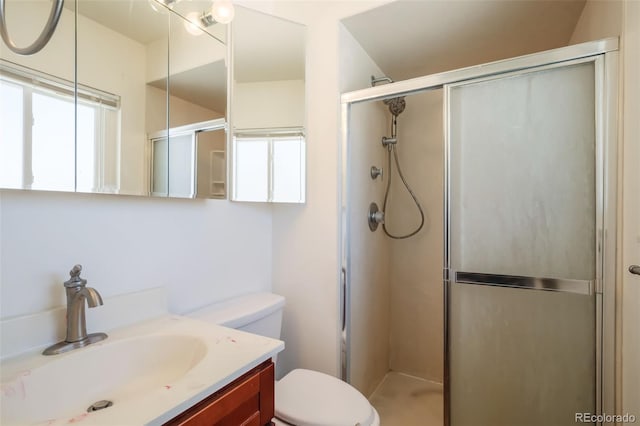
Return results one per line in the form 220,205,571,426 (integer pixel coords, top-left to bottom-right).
188,292,380,426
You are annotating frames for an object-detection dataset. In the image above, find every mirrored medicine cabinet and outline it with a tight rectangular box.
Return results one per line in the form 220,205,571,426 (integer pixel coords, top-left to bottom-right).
0,0,306,203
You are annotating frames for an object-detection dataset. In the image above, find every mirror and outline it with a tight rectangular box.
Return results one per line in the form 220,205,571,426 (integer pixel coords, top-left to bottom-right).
0,0,227,198
0,1,307,201
230,6,306,203
1,0,76,192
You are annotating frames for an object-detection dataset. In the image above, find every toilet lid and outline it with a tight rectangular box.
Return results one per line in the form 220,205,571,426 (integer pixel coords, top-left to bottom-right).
275,369,374,426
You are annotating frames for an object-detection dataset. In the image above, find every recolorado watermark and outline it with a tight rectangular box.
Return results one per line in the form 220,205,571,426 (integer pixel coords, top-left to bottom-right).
576,412,637,423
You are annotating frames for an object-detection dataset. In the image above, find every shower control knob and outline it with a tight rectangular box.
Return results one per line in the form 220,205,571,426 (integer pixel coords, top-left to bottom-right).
370,166,383,180
368,202,384,231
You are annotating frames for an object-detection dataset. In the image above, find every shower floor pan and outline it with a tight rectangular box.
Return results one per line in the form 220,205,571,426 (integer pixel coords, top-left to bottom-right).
369,371,443,426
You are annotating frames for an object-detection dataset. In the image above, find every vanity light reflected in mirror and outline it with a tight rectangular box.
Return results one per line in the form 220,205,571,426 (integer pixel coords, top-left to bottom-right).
184,0,235,36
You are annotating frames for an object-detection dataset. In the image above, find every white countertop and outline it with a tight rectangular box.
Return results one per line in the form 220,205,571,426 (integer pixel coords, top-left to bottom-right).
0,315,284,425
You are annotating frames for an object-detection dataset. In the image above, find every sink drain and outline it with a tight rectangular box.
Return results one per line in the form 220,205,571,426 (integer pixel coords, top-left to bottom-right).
87,400,113,412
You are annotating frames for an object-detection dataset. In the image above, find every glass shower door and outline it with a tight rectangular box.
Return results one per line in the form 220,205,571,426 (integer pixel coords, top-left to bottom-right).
446,58,601,426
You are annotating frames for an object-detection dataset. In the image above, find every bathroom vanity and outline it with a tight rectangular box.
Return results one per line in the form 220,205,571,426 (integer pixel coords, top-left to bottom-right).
0,300,284,426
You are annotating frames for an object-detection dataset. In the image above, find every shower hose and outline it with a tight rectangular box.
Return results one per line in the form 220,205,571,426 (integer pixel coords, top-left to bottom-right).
382,144,425,239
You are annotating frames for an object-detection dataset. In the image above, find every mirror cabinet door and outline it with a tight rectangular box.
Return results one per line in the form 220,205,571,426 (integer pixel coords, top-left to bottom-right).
231,6,306,203
166,9,227,198
1,0,76,192
76,0,170,196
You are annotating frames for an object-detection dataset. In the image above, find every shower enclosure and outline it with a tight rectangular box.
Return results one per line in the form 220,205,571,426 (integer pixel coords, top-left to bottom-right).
341,38,618,426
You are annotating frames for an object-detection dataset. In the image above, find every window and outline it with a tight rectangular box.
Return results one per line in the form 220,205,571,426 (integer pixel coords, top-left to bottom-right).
0,60,120,192
232,130,305,203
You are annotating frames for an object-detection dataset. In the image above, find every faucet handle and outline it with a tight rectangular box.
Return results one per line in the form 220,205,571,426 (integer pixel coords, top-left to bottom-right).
64,264,87,288
70,264,82,277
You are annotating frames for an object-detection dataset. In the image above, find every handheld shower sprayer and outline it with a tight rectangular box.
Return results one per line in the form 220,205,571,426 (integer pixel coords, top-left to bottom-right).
368,75,425,239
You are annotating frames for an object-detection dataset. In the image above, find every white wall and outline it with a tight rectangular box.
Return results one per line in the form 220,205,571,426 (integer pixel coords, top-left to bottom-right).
146,85,224,133
0,190,273,319
234,80,305,129
339,25,390,396
234,0,393,379
569,0,623,44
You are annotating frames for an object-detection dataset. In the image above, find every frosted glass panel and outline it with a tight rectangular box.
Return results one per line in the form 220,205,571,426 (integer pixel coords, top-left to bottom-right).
151,135,196,198
449,62,596,280
168,134,195,198
449,282,595,426
272,136,305,203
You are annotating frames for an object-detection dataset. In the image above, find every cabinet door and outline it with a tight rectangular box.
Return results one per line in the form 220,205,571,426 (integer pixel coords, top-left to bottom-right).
165,361,274,426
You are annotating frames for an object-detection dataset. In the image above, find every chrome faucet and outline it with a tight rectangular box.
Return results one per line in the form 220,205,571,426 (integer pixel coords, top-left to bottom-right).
43,265,108,355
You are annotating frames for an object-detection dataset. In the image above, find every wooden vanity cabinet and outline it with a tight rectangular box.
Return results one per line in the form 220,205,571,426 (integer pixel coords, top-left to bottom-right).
164,360,275,426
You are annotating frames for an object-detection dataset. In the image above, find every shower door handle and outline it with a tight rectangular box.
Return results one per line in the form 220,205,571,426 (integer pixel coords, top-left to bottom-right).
341,267,347,332
629,265,640,276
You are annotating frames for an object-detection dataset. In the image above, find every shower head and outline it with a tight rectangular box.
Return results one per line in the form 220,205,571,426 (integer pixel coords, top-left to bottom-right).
383,97,406,116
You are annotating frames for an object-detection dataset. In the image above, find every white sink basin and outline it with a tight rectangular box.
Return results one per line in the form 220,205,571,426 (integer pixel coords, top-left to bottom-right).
1,334,206,425
0,315,283,426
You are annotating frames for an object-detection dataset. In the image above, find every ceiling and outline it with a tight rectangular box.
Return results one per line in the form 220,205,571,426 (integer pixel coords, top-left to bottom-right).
66,0,226,45
65,1,304,110
65,0,227,112
342,0,587,81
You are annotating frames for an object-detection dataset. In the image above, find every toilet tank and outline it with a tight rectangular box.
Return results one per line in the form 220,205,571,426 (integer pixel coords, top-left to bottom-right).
188,292,285,339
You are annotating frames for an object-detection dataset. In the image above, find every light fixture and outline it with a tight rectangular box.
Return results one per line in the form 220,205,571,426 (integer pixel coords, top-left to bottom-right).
209,0,235,24
183,0,235,35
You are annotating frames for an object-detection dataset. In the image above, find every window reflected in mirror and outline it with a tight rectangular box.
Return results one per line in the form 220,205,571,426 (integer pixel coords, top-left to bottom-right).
232,130,305,203
231,6,306,203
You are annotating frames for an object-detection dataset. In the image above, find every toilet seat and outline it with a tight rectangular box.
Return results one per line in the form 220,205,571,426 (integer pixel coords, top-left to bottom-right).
275,369,378,426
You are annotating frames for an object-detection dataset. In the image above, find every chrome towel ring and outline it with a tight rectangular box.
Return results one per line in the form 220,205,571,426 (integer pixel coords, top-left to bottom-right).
0,0,64,55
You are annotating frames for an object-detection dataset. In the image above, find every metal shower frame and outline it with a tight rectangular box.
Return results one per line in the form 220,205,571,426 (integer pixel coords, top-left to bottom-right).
339,37,619,424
